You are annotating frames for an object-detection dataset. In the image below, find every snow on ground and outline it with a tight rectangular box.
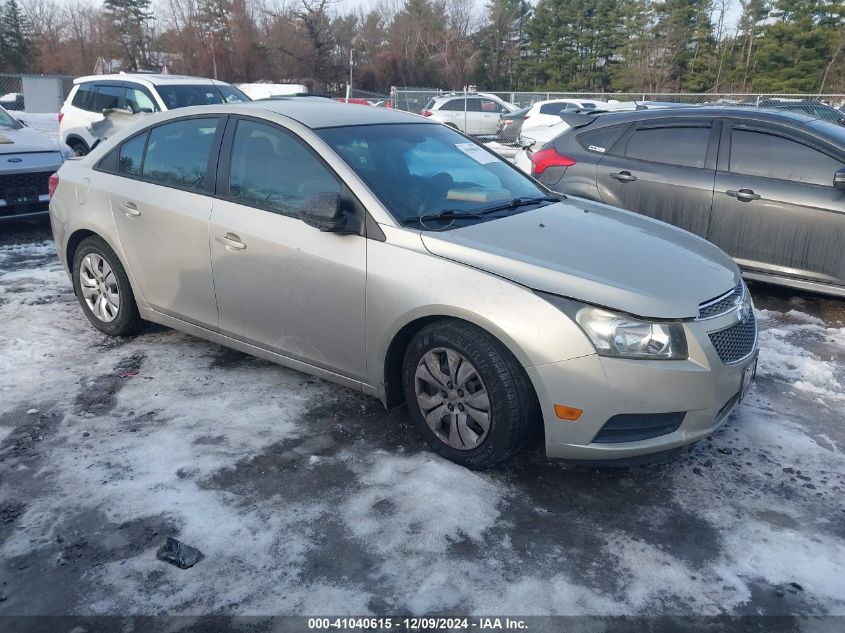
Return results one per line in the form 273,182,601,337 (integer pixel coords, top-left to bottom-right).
0,231,843,619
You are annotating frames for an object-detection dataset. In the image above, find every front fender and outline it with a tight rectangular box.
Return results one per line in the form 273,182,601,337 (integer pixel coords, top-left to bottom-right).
365,228,595,397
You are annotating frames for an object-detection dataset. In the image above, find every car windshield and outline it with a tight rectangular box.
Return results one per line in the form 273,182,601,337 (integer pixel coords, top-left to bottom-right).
317,123,548,226
155,84,250,109
0,106,20,129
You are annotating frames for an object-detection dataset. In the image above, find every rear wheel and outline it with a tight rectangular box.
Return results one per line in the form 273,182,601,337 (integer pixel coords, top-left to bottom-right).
402,320,538,470
72,236,142,336
69,140,88,157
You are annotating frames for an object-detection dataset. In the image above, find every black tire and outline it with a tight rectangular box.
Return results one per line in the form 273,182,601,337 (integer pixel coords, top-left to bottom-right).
402,319,539,470
72,236,142,336
69,140,88,157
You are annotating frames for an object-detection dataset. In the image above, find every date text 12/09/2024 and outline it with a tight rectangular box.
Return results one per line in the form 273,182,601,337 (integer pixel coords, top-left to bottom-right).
308,618,529,630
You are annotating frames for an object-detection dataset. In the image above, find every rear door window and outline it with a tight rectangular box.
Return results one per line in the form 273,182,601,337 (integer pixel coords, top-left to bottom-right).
625,125,711,168
142,118,220,190
94,85,125,111
729,129,843,186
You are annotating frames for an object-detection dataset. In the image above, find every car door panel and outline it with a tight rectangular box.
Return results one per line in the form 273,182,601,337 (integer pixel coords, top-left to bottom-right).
104,116,224,328
209,117,367,380
709,123,845,286
595,122,718,237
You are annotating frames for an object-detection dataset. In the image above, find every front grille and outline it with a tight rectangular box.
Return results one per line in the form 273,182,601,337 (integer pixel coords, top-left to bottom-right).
709,313,757,364
592,412,686,443
0,171,52,193
699,282,744,319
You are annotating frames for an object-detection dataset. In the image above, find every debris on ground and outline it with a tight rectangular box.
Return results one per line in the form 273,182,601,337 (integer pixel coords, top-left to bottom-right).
156,537,204,569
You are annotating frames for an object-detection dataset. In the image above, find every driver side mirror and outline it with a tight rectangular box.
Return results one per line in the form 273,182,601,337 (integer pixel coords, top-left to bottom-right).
298,192,348,232
834,168,845,191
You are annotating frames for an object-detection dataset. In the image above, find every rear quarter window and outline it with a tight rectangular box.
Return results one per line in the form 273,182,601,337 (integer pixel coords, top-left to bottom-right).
71,84,97,111
576,124,628,154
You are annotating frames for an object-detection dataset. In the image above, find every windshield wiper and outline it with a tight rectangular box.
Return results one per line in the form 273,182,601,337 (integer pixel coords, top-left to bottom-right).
402,209,485,228
476,196,561,216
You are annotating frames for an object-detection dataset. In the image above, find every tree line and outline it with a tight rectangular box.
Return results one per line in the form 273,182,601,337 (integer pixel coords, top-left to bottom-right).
1,0,843,95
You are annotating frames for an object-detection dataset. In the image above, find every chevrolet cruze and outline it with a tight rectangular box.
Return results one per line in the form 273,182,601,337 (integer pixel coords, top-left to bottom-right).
48,99,758,469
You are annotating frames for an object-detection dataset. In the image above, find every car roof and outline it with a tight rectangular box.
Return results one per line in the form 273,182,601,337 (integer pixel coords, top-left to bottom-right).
238,98,431,129
583,105,819,126
433,92,502,101
73,73,228,86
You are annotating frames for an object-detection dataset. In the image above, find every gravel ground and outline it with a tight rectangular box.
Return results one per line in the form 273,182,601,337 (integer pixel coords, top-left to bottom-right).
0,220,843,625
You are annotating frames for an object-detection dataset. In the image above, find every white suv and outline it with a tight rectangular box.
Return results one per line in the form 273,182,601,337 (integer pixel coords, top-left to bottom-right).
421,93,517,135
59,74,249,156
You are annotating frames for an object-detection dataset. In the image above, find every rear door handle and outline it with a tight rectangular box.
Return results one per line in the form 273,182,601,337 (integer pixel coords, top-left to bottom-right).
726,189,761,202
610,171,637,183
120,201,141,217
215,232,247,251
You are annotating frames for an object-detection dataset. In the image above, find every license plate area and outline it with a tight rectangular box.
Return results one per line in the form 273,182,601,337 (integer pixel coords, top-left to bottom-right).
5,186,40,205
740,356,758,402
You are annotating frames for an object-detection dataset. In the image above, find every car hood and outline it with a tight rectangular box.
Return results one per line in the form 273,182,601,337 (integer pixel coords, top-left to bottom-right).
0,125,64,154
420,197,739,319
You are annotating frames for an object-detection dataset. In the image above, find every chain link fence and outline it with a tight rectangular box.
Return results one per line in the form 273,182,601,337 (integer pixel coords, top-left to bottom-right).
391,88,845,143
391,88,845,112
1,73,75,140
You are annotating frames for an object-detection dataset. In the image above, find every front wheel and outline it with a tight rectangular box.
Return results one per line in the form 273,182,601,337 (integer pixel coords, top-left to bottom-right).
72,236,142,336
402,320,539,469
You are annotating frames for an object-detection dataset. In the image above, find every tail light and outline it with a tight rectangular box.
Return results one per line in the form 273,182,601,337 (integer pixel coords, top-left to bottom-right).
530,148,576,176
48,173,59,199
421,109,433,117
58,112,64,124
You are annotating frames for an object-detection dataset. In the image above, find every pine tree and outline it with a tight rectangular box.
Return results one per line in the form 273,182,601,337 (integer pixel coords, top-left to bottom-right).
750,0,841,92
477,0,530,90
0,0,35,72
103,0,154,71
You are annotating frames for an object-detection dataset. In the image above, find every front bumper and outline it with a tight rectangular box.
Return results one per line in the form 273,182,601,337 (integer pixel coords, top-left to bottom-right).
530,310,757,461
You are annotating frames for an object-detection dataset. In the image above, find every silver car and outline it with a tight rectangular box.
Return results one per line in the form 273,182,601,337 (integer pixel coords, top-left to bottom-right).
1,105,70,222
48,100,758,469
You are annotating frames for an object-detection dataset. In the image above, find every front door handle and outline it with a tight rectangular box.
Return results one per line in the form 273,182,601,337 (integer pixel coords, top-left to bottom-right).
120,201,141,217
726,189,761,202
610,171,637,183
215,232,247,252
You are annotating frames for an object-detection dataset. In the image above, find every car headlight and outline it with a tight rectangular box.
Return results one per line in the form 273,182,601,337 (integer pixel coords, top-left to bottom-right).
537,293,688,360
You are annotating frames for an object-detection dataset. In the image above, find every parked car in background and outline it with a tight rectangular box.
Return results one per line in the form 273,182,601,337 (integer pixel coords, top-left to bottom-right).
236,83,308,99
421,93,517,135
496,106,530,144
59,74,250,156
514,101,700,173
521,99,610,133
531,107,845,297
743,99,845,125
335,98,373,106
0,93,24,111
1,104,70,222
50,99,758,469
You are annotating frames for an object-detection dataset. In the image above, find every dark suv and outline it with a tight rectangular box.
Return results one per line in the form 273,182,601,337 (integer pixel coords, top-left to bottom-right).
531,107,845,297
